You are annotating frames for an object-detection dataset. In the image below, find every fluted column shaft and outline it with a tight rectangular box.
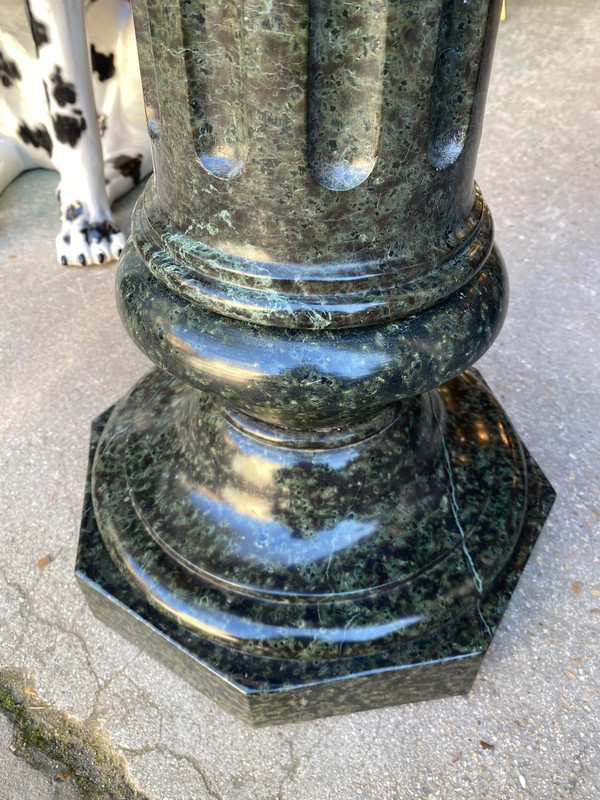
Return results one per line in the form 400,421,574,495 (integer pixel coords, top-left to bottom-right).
127,0,503,330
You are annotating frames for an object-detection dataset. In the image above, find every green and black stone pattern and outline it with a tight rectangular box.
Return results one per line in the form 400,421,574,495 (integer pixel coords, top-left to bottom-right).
130,0,502,329
78,369,554,726
77,0,555,725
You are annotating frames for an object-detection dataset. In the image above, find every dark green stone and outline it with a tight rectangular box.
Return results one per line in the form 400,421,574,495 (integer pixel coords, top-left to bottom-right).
77,0,555,725
77,368,554,726
129,0,501,330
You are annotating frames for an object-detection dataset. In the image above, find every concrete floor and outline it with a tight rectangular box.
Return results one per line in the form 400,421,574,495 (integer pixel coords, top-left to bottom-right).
0,0,598,798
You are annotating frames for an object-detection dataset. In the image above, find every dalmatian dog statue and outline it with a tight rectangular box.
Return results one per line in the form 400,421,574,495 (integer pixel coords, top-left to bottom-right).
0,0,151,265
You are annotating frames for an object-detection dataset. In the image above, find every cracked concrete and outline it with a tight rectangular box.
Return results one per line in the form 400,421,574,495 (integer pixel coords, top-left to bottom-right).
0,670,148,799
0,714,57,800
1,0,599,797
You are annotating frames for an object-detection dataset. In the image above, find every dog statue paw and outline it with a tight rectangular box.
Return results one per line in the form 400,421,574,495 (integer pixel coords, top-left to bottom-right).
56,202,125,266
0,0,151,266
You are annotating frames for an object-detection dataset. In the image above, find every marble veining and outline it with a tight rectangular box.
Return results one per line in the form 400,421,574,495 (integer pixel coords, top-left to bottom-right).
77,0,555,725
116,240,507,427
123,0,504,329
90,368,526,664
77,385,555,725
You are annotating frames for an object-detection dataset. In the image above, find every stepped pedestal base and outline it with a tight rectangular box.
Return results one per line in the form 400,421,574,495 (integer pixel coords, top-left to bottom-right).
76,370,554,727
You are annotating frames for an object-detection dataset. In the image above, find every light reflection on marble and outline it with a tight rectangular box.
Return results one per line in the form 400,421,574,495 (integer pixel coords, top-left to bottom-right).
77,0,556,725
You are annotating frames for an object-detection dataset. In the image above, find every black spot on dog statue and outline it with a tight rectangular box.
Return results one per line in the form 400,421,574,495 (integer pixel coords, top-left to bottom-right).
17,121,53,155
90,44,115,83
50,64,76,106
0,50,21,87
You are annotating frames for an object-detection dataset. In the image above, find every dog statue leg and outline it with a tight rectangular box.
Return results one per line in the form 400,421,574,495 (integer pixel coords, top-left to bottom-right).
28,0,126,265
85,0,152,205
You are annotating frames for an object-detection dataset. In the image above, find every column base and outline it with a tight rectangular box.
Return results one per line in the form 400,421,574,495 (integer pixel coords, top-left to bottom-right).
76,370,554,726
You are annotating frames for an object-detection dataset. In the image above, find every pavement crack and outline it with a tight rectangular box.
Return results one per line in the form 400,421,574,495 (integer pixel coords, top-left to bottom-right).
164,747,226,800
94,647,145,709
276,732,305,799
0,567,28,603
0,668,150,800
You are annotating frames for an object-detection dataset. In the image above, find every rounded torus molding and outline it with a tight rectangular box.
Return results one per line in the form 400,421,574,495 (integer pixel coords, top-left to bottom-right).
76,0,556,726
116,239,508,427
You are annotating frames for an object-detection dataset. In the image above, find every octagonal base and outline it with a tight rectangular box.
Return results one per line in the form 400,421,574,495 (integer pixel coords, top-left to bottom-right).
76,379,554,727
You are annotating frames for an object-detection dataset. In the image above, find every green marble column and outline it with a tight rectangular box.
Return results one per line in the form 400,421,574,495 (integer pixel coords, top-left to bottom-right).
76,0,555,726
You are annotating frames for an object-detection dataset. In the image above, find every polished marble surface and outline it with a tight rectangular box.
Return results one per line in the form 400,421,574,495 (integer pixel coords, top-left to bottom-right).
78,369,554,725
131,0,502,329
0,0,598,794
77,0,556,725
